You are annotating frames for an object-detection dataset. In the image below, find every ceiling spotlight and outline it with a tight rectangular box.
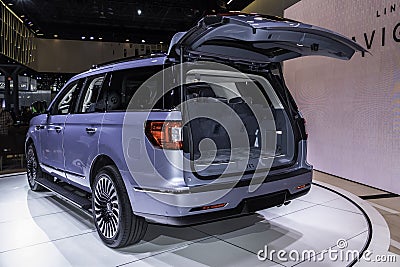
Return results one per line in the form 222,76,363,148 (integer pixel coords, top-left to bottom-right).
99,37,103,40
54,34,58,38
141,39,145,43
159,41,163,44
90,36,94,40
81,36,86,40
137,9,142,15
126,39,130,42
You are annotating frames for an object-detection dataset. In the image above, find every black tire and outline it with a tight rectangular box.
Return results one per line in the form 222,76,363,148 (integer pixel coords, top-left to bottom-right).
26,144,45,191
92,165,147,248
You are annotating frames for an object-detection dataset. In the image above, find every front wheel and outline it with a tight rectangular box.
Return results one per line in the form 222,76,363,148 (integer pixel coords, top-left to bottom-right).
26,144,44,191
92,165,147,248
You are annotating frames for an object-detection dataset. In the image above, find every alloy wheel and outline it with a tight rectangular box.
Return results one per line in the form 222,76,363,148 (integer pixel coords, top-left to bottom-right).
94,175,120,239
26,146,38,186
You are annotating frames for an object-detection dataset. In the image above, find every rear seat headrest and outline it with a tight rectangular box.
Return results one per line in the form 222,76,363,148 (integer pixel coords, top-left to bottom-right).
199,87,216,98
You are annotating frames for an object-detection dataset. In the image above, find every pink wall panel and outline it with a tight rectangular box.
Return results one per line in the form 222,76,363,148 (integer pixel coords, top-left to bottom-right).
284,0,400,194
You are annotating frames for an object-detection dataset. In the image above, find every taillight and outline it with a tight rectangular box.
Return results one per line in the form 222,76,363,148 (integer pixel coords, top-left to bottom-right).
145,121,182,150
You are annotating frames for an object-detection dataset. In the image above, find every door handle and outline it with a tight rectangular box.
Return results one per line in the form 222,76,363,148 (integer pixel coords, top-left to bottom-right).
86,127,97,134
47,125,63,133
54,126,63,133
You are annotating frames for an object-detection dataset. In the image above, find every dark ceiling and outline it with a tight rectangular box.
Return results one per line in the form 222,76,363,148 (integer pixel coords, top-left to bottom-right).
6,0,255,43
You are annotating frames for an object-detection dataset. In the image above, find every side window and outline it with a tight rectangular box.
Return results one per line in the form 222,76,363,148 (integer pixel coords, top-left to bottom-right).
78,74,107,113
107,66,163,111
54,80,81,115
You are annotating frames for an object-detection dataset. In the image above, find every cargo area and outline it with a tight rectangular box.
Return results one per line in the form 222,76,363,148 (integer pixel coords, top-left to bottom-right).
182,69,295,179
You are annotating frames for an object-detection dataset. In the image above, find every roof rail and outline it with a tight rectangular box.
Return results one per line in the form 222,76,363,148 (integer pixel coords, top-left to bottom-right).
91,53,166,69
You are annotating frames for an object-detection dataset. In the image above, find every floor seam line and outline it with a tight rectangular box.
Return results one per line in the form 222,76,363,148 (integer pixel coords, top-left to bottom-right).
317,203,364,215
190,227,286,266
115,236,215,267
291,230,369,266
267,203,320,221
0,210,69,225
296,197,341,205
0,230,96,254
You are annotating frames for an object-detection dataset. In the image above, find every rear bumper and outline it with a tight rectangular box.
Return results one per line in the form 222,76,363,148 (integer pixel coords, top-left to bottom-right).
131,168,312,226
135,186,310,226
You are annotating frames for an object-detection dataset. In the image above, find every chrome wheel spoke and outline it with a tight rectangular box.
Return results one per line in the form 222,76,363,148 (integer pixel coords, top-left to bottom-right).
94,174,120,239
27,148,38,185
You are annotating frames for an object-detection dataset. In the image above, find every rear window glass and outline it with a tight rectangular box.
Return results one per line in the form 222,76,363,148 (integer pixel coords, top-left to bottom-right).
107,66,173,111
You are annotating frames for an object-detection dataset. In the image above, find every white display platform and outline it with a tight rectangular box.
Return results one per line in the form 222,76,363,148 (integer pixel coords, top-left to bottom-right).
0,173,397,266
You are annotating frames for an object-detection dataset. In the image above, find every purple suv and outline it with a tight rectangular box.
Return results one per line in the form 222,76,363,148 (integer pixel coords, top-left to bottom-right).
26,14,366,248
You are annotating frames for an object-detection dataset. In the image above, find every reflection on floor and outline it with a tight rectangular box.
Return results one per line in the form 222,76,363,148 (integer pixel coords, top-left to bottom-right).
0,173,395,266
313,171,400,256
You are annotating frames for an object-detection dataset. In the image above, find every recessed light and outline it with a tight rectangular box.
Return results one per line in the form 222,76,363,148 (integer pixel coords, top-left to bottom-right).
90,36,94,40
7,3,13,6
141,39,145,43
126,39,130,42
81,36,86,40
137,9,142,15
159,41,163,44
54,34,58,38
98,37,103,40
21,15,25,18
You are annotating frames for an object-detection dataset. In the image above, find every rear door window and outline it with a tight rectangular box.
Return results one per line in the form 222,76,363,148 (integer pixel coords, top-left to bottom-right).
107,66,164,111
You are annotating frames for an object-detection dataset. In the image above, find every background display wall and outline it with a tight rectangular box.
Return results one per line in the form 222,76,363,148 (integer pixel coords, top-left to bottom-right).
284,0,400,194
30,39,167,73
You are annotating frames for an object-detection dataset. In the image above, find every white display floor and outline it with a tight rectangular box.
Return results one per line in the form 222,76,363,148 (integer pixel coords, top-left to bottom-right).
0,173,397,266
